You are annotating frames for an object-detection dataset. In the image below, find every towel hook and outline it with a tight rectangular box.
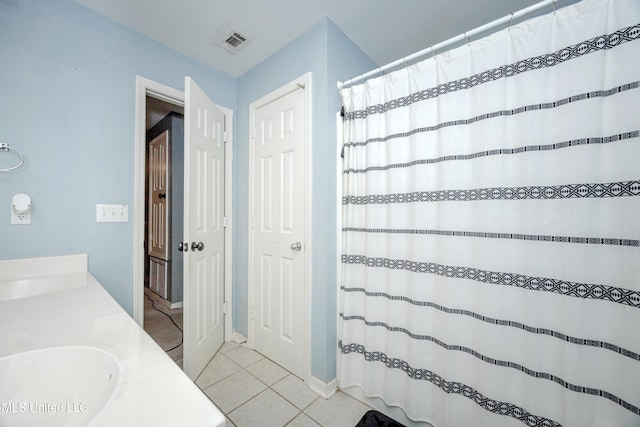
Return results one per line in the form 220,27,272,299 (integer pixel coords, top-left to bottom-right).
0,143,24,172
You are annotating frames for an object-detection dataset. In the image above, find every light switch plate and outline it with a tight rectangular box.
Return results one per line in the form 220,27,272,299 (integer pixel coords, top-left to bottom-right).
96,204,128,223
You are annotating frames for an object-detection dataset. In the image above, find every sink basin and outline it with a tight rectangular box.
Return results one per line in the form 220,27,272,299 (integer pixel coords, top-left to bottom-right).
0,274,85,301
0,346,119,427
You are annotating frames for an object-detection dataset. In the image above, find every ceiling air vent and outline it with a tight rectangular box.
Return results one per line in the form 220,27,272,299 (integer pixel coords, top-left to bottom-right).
215,28,251,54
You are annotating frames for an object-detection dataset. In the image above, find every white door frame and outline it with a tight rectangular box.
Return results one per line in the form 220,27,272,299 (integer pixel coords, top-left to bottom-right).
247,72,312,383
133,76,233,343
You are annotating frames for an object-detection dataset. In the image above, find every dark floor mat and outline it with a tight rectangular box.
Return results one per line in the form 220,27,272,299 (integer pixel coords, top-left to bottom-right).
355,410,406,427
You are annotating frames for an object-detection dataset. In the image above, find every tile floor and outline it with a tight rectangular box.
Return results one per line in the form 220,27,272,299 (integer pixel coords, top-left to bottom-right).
196,341,372,427
143,290,373,426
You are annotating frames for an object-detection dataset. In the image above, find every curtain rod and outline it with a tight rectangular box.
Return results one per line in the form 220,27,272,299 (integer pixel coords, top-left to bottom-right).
337,0,557,90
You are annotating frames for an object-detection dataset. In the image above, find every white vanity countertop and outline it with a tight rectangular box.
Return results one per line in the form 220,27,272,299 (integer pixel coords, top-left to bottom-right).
0,255,226,427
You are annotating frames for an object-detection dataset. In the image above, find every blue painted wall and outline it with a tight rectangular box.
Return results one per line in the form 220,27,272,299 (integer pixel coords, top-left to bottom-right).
235,17,376,382
0,0,235,311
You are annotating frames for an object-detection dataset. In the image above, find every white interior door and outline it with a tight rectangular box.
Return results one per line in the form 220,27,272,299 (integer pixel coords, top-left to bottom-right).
183,77,225,380
251,82,307,378
148,131,169,260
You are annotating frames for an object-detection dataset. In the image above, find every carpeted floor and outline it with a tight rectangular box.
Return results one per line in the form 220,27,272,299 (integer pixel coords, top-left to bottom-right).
143,288,183,367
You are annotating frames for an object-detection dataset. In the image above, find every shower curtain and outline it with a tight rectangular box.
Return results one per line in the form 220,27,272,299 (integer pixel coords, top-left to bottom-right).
338,0,640,426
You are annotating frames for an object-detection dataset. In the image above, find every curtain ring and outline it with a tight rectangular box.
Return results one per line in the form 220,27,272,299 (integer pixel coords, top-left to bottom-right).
552,0,556,14
464,32,470,46
508,12,514,31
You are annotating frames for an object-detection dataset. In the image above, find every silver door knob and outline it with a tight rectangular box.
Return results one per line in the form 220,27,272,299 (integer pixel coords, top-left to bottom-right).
191,241,204,251
290,242,302,251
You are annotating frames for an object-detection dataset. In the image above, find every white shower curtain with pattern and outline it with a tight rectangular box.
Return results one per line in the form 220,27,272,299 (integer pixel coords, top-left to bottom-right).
338,0,640,426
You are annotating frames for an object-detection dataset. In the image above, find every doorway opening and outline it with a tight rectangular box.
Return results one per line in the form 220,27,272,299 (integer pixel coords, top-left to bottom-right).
133,76,234,378
143,97,185,366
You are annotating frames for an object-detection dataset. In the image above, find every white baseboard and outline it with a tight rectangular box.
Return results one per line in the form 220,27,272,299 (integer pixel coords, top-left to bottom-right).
232,331,248,344
307,376,338,399
144,288,182,311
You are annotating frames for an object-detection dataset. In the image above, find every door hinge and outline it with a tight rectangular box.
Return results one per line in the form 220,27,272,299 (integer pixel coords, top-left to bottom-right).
223,216,228,228
224,130,228,142
223,303,228,314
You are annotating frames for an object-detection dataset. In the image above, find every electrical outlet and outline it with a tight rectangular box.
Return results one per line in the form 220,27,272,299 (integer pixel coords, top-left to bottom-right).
96,204,128,223
11,193,31,225
10,209,30,225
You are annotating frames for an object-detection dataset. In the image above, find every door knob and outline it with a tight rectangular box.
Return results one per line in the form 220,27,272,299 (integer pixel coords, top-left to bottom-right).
158,193,166,199
178,242,188,252
191,241,204,251
290,242,302,251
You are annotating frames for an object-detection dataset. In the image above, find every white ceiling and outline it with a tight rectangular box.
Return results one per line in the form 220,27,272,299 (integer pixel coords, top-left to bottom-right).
73,0,545,78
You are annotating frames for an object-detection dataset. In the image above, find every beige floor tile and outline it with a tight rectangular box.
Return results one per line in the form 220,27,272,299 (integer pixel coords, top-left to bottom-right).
272,375,319,410
246,358,289,386
287,413,321,427
304,391,370,427
203,370,267,413
225,346,264,367
196,353,242,389
228,389,299,427
219,341,240,354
